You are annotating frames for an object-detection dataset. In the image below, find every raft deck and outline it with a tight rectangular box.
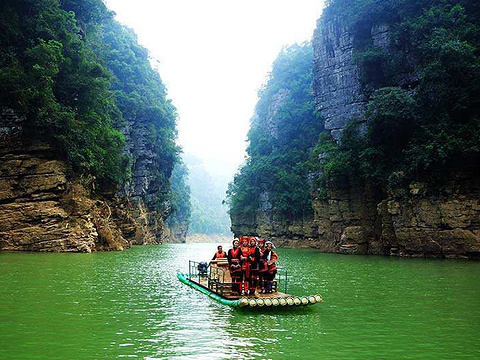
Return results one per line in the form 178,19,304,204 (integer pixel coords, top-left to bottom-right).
192,269,291,300
179,260,323,308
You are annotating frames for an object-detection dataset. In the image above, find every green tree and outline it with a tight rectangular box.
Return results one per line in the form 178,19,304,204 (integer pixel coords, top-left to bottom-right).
318,0,480,194
167,158,191,230
0,0,127,183
227,43,323,218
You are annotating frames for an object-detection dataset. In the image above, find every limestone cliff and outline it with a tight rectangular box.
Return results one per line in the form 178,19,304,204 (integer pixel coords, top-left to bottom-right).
311,15,480,259
0,109,170,251
120,122,171,245
163,221,188,244
228,43,320,243
0,109,131,251
232,12,480,260
0,1,182,251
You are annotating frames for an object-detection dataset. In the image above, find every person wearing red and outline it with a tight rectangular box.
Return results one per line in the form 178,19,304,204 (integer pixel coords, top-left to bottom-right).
239,236,252,296
248,237,261,295
211,245,226,260
227,239,242,295
257,239,267,293
262,241,278,293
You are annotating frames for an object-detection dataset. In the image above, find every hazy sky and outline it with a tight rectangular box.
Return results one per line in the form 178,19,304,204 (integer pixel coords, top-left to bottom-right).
104,0,325,180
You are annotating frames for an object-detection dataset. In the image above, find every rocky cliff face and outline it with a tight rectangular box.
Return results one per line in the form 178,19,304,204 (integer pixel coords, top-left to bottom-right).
0,109,171,251
310,16,480,259
311,16,480,259
233,15,480,259
0,109,126,251
163,221,188,244
120,122,172,245
312,18,390,140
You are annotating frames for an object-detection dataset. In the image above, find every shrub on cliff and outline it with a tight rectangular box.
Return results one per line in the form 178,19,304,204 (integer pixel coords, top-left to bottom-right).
0,0,179,197
318,0,480,192
167,158,191,231
0,0,127,183
227,43,322,218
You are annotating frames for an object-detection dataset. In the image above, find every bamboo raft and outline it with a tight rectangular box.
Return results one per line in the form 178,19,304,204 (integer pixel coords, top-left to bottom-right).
178,259,323,309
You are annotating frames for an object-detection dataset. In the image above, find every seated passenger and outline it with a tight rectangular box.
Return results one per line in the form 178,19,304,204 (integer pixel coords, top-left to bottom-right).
212,245,227,260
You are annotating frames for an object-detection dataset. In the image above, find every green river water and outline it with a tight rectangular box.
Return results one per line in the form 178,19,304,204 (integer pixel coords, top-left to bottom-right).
1,244,480,359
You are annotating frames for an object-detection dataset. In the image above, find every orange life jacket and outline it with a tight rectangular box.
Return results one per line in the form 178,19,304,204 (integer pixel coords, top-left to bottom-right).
240,246,251,259
215,251,226,259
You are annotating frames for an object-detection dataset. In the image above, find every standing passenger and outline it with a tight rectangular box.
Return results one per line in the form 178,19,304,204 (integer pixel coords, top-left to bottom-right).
239,236,252,296
248,237,261,295
262,241,278,293
227,239,242,295
257,239,267,293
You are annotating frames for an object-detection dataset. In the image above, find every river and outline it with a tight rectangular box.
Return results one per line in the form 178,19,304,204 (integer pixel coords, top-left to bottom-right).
1,244,479,359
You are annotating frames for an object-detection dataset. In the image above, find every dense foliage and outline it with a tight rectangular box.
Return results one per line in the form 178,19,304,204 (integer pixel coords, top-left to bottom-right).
93,17,179,201
0,0,125,182
319,0,480,193
227,43,323,218
167,158,191,231
0,0,179,195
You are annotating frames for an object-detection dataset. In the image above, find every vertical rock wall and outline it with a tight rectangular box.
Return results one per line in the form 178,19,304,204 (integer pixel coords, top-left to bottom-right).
0,108,175,251
231,190,318,248
120,123,171,244
313,18,366,141
234,14,480,259
163,221,188,243
310,16,480,259
0,109,132,252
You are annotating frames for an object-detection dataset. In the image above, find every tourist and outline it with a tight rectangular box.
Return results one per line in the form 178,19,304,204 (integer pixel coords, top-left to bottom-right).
211,245,227,260
248,237,261,295
239,236,252,296
227,239,242,295
257,239,267,293
262,241,278,293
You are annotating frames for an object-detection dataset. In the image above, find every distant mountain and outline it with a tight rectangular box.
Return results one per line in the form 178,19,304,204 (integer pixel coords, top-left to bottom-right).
185,153,232,236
